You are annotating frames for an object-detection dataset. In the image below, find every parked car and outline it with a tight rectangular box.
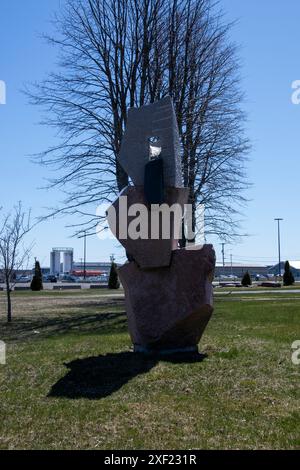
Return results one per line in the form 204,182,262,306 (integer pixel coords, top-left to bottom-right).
91,275,108,282
84,276,98,283
45,275,58,283
255,274,267,280
16,275,31,283
60,275,76,282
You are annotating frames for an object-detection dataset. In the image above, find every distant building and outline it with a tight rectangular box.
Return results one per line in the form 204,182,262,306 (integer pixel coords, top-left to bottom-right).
50,248,74,275
215,263,270,278
72,261,112,277
270,261,300,278
215,260,300,280
21,261,111,279
39,247,114,278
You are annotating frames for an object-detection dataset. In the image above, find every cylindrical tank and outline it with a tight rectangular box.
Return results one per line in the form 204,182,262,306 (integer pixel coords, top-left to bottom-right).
63,251,73,273
50,251,61,275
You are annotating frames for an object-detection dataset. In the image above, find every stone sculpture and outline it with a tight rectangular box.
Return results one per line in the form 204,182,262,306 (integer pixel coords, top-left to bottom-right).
118,96,183,188
108,96,216,354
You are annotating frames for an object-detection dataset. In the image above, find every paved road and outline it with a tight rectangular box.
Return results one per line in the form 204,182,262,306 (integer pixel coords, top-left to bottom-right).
0,282,108,290
1,284,300,295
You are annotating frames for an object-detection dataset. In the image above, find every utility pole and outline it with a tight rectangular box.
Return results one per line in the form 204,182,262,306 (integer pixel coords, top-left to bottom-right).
274,218,283,277
230,253,233,276
221,243,225,268
83,231,87,280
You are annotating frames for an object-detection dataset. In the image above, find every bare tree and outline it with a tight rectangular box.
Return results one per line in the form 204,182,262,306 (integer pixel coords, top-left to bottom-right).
27,0,249,241
165,0,250,242
0,204,32,323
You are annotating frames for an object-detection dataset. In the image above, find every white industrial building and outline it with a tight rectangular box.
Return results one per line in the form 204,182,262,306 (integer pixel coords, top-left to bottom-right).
50,248,74,275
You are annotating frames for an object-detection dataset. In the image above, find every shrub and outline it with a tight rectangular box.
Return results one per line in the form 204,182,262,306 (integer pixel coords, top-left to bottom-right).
241,271,252,287
30,261,43,291
283,261,295,286
108,262,120,289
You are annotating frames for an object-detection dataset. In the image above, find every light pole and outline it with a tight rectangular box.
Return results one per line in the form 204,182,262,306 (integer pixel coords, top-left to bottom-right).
83,231,87,280
221,243,225,268
274,218,283,277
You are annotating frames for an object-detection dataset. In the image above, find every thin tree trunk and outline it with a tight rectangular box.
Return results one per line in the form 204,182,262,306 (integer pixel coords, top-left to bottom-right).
179,220,186,248
6,282,12,323
116,160,129,192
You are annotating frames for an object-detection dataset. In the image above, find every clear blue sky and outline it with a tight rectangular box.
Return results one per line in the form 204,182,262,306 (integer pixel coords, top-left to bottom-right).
0,0,299,267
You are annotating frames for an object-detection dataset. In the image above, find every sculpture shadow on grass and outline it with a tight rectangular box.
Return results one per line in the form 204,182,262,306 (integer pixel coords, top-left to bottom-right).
48,351,207,400
1,310,127,343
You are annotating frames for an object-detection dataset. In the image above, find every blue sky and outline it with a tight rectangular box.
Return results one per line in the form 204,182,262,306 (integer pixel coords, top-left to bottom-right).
0,0,299,267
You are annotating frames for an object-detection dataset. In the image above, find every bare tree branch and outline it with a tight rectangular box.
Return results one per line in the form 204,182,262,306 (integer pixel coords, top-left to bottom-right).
26,0,250,240
0,204,33,322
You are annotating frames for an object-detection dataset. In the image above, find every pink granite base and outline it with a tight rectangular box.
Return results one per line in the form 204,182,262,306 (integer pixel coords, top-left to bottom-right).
118,244,215,351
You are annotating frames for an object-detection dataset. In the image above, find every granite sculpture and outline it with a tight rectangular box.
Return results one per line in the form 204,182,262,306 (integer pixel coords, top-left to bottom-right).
119,96,183,188
108,96,216,353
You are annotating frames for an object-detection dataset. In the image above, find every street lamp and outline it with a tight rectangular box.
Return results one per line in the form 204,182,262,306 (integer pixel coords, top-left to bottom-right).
83,231,87,280
221,243,225,267
274,218,283,277
78,232,87,280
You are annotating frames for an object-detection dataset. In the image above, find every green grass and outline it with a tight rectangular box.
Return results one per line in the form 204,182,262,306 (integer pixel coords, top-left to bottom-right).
0,290,299,450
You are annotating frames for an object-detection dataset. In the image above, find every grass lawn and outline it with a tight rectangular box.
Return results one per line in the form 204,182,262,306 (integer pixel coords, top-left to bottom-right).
0,290,299,450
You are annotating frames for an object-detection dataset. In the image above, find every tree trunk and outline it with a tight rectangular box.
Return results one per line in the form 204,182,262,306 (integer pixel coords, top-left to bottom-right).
179,220,186,248
6,285,12,323
116,160,129,192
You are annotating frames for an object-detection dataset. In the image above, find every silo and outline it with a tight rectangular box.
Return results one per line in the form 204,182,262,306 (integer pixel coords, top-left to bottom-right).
63,251,73,273
50,250,61,275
